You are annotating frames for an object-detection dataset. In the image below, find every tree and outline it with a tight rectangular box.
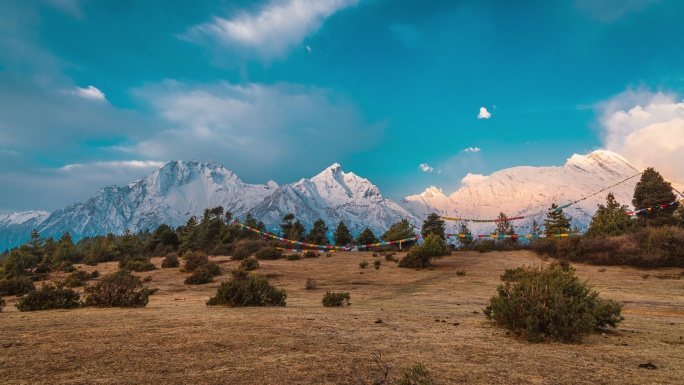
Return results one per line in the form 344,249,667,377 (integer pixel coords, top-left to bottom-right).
382,219,415,241
586,193,633,238
53,231,76,268
632,167,679,227
544,203,572,234
279,214,295,236
356,228,378,245
398,233,449,268
457,222,474,249
495,212,513,235
531,220,542,236
333,221,353,246
306,219,329,245
421,213,446,240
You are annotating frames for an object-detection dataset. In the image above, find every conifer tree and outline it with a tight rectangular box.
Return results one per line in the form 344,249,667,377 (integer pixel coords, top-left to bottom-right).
333,221,353,246
53,231,76,268
632,167,678,227
306,219,329,244
458,222,474,249
544,203,572,234
531,220,542,235
355,228,378,245
381,219,415,241
586,193,633,237
421,213,446,240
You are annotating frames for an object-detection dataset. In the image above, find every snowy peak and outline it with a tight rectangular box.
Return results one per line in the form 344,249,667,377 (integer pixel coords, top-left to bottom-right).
308,163,383,201
421,186,446,198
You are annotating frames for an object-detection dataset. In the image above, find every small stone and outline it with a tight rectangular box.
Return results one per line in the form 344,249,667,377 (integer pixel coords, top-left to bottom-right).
638,362,657,370
374,319,383,324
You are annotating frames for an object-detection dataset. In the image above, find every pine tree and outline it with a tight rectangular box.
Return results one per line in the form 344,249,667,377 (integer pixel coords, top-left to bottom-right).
53,231,76,268
458,222,474,249
531,220,542,235
586,193,633,238
421,213,446,240
382,219,415,241
495,212,514,235
306,219,329,244
632,167,678,227
544,203,572,234
333,221,353,246
279,213,295,237
356,228,378,245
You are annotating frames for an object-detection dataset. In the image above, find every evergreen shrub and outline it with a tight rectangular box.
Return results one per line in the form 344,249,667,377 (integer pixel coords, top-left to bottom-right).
84,270,149,308
16,282,80,311
0,276,35,296
206,269,286,307
254,247,283,260
239,256,260,271
322,291,350,307
161,255,180,268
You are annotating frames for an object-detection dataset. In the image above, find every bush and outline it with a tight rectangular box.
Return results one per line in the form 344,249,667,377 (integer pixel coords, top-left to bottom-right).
0,297,4,312
398,234,449,268
359,261,369,269
231,240,266,261
63,270,92,288
184,253,210,272
305,278,317,290
303,251,318,258
83,270,150,308
16,283,80,311
483,263,624,342
161,255,180,268
0,276,35,296
456,270,466,276
90,270,100,278
322,291,350,307
254,247,283,260
374,260,381,270
239,257,260,271
185,266,215,285
119,255,156,272
399,363,432,385
286,254,301,261
207,269,287,307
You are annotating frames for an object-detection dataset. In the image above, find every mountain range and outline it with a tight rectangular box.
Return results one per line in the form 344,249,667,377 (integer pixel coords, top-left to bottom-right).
0,150,672,250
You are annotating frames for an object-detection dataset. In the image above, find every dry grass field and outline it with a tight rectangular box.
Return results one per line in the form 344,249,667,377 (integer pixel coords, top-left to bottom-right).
1,250,683,384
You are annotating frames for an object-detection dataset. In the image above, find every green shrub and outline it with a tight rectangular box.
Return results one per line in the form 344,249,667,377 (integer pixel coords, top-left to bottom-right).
286,254,301,261
359,261,369,269
184,266,215,285
483,263,624,342
399,363,432,385
398,234,449,268
63,270,92,288
303,251,318,258
322,291,350,307
239,257,260,271
119,255,156,272
0,297,4,312
385,254,395,262
16,283,80,311
231,247,252,261
183,253,210,272
475,239,499,253
374,260,381,270
0,276,35,296
90,270,100,278
206,269,286,307
254,247,283,260
231,240,266,261
161,255,180,268
456,270,466,276
83,270,150,308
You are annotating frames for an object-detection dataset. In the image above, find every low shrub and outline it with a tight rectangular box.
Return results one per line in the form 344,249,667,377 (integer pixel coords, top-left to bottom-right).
119,255,156,272
63,270,92,288
304,251,318,258
239,257,260,271
231,240,266,261
483,263,624,342
206,269,287,307
16,282,80,312
359,261,369,269
322,291,350,307
374,260,381,270
254,247,283,260
83,270,150,308
456,270,466,276
286,254,301,261
161,255,180,268
90,270,100,278
399,363,432,385
185,266,215,285
305,278,317,290
0,276,35,296
0,297,4,311
184,253,210,272
385,254,396,262
398,234,449,268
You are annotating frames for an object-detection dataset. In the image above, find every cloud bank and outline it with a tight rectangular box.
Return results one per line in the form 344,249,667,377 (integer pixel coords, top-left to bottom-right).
599,89,684,183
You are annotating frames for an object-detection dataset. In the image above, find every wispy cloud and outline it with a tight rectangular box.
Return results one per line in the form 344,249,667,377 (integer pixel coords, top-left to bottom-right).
59,160,165,172
598,89,684,182
182,0,358,61
462,147,481,153
70,85,106,101
574,0,659,23
477,107,491,119
419,163,434,172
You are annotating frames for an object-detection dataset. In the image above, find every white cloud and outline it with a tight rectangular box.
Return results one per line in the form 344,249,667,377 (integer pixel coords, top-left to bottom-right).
461,173,486,186
599,89,684,183
183,0,358,61
419,163,434,173
462,147,481,153
71,85,106,101
59,160,165,172
477,106,491,119
305,45,312,53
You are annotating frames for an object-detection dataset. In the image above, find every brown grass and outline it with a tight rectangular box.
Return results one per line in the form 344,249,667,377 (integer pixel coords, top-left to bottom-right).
1,250,683,384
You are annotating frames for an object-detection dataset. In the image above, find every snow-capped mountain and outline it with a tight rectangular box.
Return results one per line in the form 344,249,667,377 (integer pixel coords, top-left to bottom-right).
402,150,645,234
0,161,416,250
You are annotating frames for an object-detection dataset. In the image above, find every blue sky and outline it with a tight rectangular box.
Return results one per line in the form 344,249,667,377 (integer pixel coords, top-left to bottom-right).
1,0,684,213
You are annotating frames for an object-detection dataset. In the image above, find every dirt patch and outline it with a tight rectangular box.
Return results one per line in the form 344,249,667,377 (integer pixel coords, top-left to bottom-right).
1,250,683,384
